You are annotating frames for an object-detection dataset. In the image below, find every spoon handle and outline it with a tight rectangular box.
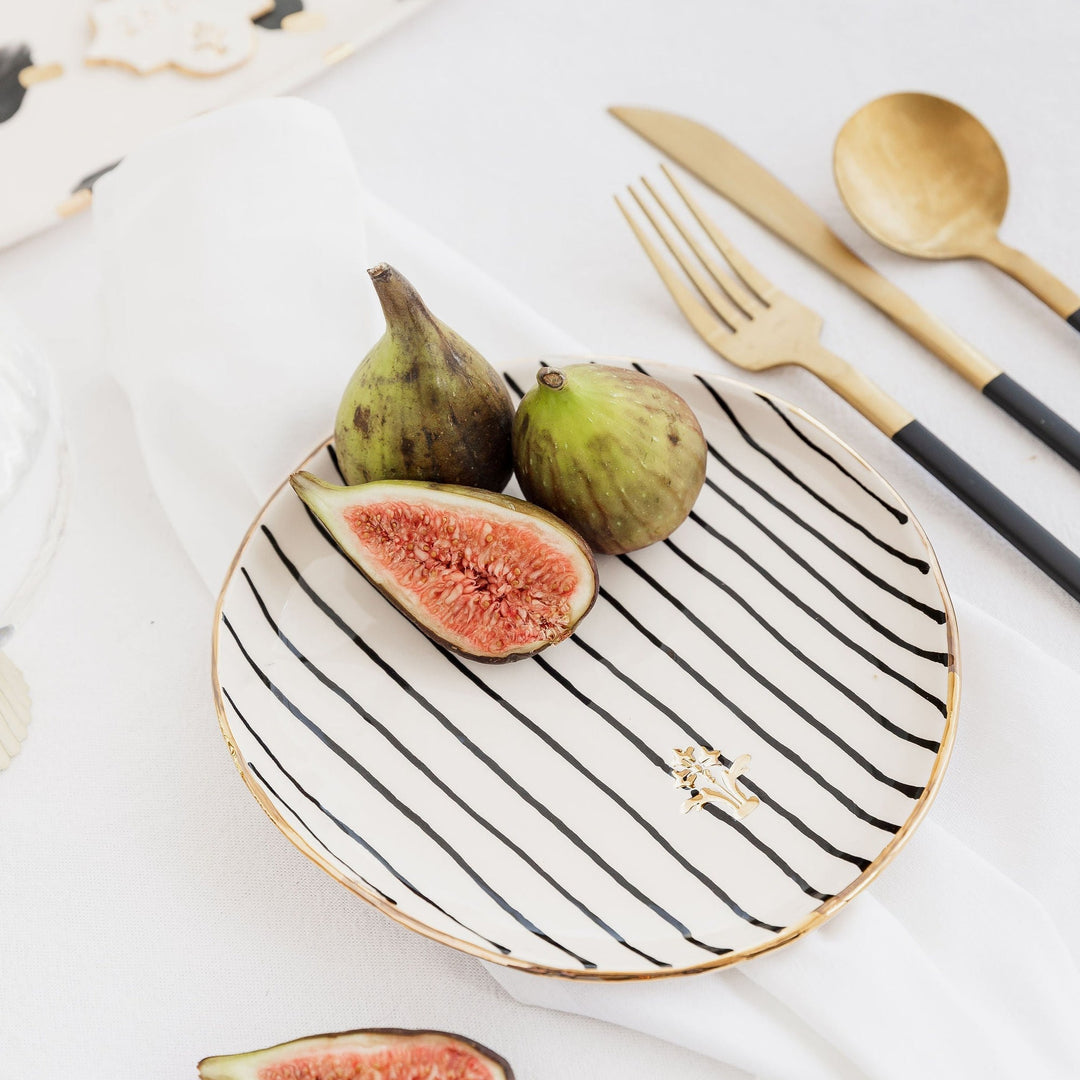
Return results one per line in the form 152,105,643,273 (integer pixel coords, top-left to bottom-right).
892,419,1080,603
981,238,1080,327
982,373,1080,470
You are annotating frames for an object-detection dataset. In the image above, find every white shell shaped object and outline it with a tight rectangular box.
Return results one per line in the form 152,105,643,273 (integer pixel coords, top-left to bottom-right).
213,358,959,979
0,651,31,770
86,0,274,77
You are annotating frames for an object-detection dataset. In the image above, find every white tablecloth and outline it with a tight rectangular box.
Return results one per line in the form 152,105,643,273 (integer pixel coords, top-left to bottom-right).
3,2,1079,1078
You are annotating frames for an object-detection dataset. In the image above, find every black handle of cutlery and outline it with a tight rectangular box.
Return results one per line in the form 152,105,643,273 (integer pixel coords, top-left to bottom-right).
1068,310,1080,335
892,419,1080,603
982,373,1080,470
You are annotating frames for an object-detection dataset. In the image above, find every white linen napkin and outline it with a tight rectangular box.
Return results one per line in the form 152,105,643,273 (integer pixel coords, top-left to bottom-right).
94,98,1080,1080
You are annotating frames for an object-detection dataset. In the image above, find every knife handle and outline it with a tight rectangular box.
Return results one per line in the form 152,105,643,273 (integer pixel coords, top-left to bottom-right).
981,373,1080,470
892,419,1080,603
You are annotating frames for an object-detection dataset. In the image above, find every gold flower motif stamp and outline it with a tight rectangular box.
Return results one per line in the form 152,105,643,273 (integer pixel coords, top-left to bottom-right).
671,746,760,819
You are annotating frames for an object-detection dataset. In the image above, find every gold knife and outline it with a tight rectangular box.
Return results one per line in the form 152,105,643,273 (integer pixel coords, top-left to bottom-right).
610,106,1080,472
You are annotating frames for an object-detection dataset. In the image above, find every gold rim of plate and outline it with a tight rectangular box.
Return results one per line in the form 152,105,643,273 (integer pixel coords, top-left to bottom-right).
209,357,960,981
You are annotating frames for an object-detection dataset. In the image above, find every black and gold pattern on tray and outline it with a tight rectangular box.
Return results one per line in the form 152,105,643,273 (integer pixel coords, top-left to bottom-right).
71,161,121,195
0,44,33,124
254,0,305,28
212,359,958,979
255,1,327,31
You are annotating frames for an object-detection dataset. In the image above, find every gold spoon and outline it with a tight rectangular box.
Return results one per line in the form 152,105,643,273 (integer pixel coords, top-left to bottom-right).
834,91,1080,331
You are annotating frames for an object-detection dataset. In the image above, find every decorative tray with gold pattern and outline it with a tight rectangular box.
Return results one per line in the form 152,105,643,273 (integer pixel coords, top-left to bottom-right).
0,0,434,248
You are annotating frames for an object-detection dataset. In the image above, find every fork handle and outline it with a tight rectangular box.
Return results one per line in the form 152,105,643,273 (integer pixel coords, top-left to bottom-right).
892,420,1080,603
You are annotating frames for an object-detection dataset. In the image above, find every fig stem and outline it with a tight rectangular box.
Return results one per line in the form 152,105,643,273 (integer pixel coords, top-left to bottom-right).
368,263,433,329
538,367,566,391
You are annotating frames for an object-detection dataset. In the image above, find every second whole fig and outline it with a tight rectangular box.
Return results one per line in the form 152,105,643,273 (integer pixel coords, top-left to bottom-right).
512,363,707,554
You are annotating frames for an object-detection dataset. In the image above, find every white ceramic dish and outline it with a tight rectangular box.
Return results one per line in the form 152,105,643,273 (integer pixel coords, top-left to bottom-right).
212,358,958,980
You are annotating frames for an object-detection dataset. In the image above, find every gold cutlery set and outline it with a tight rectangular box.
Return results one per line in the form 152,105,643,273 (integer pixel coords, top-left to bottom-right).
612,96,1080,603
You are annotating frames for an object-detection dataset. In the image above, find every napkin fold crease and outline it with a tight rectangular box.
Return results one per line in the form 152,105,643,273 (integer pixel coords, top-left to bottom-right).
93,98,1080,1080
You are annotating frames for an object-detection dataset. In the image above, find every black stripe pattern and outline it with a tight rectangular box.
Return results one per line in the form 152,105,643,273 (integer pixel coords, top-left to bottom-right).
214,361,954,976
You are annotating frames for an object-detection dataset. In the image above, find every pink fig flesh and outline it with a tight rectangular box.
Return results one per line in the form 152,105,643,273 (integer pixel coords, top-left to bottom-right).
291,474,597,662
198,1028,513,1080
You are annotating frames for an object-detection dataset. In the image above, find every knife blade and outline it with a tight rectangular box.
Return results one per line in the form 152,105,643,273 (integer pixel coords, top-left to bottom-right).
610,106,1080,473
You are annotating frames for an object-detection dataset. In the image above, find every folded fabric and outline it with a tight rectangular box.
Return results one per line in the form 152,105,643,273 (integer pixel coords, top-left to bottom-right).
498,612,1080,1078
94,97,1080,1080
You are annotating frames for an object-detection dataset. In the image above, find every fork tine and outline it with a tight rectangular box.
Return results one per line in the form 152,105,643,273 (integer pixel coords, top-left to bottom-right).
640,176,759,318
661,164,776,304
614,195,730,350
627,185,745,331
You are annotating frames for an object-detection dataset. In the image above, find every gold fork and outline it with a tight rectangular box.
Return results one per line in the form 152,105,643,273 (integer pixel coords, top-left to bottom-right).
617,166,1080,604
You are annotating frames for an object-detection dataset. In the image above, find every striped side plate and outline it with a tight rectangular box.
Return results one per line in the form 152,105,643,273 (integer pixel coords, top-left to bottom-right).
212,358,958,979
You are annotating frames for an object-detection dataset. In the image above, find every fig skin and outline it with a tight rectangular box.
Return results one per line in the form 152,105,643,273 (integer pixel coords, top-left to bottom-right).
335,263,515,492
512,364,707,555
197,1028,514,1080
291,473,597,663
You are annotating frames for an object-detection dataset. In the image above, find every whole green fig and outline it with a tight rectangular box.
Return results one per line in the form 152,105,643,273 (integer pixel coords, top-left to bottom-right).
335,264,514,491
512,363,707,554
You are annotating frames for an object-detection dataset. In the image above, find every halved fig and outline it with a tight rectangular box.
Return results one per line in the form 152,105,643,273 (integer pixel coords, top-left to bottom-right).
198,1028,514,1080
291,473,597,663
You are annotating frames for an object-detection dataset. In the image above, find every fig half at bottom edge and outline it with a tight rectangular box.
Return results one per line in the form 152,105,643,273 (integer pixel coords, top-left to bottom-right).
198,1027,514,1080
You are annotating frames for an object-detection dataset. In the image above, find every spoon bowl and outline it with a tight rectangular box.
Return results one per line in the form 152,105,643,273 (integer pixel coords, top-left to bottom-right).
835,91,1080,326
834,92,1009,260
